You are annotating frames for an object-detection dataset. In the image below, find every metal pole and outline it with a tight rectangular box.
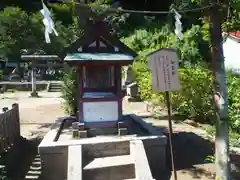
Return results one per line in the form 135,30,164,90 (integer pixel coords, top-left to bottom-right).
165,91,177,180
209,4,230,180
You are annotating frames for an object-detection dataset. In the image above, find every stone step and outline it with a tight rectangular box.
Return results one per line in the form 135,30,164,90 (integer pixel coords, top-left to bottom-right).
50,86,62,89
48,83,62,92
83,155,135,180
49,89,61,92
50,84,62,86
50,85,62,89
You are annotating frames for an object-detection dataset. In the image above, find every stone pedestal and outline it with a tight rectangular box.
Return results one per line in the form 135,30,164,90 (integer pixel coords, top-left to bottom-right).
118,128,128,136
30,91,39,97
72,130,79,139
124,66,134,86
79,130,88,138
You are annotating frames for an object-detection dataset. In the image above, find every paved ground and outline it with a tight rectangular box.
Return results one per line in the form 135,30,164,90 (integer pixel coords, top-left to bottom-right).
0,92,239,180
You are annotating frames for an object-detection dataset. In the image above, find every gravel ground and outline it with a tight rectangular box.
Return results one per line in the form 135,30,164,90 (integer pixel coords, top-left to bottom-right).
0,91,65,139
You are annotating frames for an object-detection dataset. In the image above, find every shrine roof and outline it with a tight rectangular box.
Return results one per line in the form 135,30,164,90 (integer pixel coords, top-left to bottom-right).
64,53,135,61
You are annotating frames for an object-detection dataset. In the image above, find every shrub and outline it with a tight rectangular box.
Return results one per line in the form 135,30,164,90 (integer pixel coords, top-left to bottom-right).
0,70,3,80
123,24,211,67
133,63,215,122
171,67,214,122
227,73,240,132
61,67,79,116
134,60,240,132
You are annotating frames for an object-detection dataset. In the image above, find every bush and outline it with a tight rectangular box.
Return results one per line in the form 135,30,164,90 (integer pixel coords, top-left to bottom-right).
0,70,3,80
123,24,211,67
227,73,240,132
171,68,214,122
61,67,79,116
133,63,214,121
134,60,240,132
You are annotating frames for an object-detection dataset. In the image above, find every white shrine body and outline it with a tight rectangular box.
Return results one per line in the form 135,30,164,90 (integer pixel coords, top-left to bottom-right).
63,20,137,129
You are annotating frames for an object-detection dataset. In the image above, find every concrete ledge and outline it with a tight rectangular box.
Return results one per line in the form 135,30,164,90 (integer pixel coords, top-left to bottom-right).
39,131,164,151
128,114,162,135
39,129,58,148
84,121,129,129
68,145,82,180
130,140,155,180
128,114,167,146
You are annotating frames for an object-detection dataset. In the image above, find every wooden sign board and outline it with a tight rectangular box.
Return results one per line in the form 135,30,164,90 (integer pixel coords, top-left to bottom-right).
148,48,181,92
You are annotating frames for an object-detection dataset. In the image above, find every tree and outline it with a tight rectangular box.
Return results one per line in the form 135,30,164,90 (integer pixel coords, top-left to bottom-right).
0,6,80,63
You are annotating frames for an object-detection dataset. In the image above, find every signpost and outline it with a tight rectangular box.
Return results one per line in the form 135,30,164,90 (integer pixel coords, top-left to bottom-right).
148,48,181,180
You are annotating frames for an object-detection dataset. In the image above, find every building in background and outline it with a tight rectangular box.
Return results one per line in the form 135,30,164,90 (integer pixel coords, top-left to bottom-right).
223,32,240,75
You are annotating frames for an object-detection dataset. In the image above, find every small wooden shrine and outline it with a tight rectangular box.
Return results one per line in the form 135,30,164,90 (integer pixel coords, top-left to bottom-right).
62,5,137,130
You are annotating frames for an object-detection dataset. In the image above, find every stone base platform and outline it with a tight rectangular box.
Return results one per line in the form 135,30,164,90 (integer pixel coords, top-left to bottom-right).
38,114,167,180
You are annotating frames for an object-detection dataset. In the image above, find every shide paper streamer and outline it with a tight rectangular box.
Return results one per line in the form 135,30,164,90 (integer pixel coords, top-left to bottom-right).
171,8,183,40
40,1,58,44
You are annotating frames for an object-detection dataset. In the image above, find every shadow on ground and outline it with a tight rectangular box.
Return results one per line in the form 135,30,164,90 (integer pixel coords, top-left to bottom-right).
152,124,240,180
0,137,42,180
139,114,187,121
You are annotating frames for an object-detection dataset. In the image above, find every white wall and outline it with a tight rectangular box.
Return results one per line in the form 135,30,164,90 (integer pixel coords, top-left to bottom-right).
83,101,118,122
223,37,240,74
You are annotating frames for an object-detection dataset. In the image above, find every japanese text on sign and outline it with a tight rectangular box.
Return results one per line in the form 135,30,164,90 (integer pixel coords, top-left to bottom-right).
148,48,181,92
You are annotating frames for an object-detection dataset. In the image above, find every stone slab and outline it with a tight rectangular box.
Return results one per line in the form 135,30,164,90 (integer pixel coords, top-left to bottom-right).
68,145,83,180
83,164,135,180
84,155,133,170
130,140,154,180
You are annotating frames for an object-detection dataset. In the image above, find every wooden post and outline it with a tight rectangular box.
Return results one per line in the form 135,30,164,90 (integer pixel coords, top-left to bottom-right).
2,108,8,150
12,103,21,141
165,91,177,180
0,114,3,152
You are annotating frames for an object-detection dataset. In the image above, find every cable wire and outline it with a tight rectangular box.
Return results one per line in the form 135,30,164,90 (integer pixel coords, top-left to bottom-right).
72,2,217,14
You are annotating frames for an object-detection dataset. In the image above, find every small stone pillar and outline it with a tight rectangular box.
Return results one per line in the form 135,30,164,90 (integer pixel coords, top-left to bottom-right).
30,60,38,97
124,66,134,86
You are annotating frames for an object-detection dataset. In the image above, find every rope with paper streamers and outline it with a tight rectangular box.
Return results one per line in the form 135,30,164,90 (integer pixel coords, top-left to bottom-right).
40,1,217,43
73,2,216,40
74,2,217,14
